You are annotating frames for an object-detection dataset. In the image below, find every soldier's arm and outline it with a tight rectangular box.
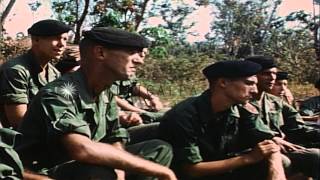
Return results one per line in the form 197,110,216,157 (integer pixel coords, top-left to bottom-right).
23,170,54,180
111,141,126,180
62,133,176,180
4,104,27,129
266,152,286,180
115,96,145,113
181,140,280,178
132,85,163,111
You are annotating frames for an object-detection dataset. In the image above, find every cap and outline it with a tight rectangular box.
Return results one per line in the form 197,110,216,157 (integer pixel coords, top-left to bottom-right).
202,60,262,79
245,55,276,70
28,19,72,36
82,27,150,49
276,72,289,80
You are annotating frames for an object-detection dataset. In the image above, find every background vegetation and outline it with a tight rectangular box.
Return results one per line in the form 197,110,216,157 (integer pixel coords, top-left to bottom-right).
1,0,319,105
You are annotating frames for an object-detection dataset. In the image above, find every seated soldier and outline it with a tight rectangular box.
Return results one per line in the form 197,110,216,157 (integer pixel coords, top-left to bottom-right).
0,128,50,180
0,19,71,129
270,71,294,106
244,55,319,179
16,27,176,180
159,60,286,180
112,78,164,126
299,78,320,121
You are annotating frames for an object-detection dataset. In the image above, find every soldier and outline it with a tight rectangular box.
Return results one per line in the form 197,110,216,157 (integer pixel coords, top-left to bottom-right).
270,71,294,106
159,60,286,180
244,55,319,179
0,19,71,129
16,27,176,180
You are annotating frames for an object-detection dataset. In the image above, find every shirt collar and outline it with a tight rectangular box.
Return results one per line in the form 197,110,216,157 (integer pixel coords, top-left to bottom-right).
196,90,240,125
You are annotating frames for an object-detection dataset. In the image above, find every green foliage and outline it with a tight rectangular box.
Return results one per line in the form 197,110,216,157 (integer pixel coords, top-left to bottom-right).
0,37,29,64
137,54,213,104
139,27,173,58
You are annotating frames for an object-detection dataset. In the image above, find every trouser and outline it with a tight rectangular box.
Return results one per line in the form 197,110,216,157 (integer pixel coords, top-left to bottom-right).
126,139,173,180
47,139,173,180
284,148,320,179
127,122,160,144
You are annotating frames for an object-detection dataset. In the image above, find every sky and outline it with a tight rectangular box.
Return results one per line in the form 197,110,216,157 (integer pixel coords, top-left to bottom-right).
1,0,317,41
185,0,316,42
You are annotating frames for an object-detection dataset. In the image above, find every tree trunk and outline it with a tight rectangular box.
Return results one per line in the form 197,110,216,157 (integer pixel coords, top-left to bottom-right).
0,0,16,38
73,0,90,44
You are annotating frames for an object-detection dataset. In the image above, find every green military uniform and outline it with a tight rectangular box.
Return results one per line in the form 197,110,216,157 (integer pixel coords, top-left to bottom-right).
249,92,319,147
16,70,172,180
159,90,267,180
245,92,320,179
299,96,320,116
111,78,138,103
111,79,164,124
0,51,60,127
0,128,23,180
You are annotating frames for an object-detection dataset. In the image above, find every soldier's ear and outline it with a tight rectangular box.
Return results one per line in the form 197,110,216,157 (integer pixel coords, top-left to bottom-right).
93,45,106,61
219,78,228,88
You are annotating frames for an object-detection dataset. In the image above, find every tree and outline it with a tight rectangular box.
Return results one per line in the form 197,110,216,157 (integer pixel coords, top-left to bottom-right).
52,0,90,43
92,0,152,31
0,0,16,37
207,0,282,58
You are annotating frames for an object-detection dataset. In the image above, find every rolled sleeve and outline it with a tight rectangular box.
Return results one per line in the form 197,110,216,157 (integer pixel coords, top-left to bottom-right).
0,67,29,104
42,92,92,139
52,110,91,138
175,144,203,164
106,127,129,143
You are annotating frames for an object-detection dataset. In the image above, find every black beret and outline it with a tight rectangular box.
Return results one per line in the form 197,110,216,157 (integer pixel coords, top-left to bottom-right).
245,55,276,70
276,72,289,80
82,27,150,49
28,19,71,36
202,60,262,79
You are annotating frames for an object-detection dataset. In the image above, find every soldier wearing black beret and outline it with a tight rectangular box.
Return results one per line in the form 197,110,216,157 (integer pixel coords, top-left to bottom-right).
0,19,71,129
16,27,177,180
245,55,320,179
270,71,294,105
0,19,71,179
159,60,287,179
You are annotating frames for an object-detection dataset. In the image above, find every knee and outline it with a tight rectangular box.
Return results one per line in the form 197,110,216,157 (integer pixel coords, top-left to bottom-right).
149,139,173,156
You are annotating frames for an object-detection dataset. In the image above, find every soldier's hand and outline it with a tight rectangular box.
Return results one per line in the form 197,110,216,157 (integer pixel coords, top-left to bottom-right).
119,112,143,126
246,140,280,163
149,95,163,111
158,168,177,180
272,137,305,153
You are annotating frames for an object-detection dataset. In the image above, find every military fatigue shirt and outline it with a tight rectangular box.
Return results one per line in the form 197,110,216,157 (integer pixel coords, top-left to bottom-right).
249,92,319,145
299,96,320,116
0,128,23,180
0,51,60,127
110,78,138,101
159,90,246,165
16,70,128,173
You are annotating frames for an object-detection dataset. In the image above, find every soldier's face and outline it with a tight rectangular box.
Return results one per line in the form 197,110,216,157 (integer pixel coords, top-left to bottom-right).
224,75,258,104
33,33,69,60
257,67,277,92
104,48,146,80
271,79,288,97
